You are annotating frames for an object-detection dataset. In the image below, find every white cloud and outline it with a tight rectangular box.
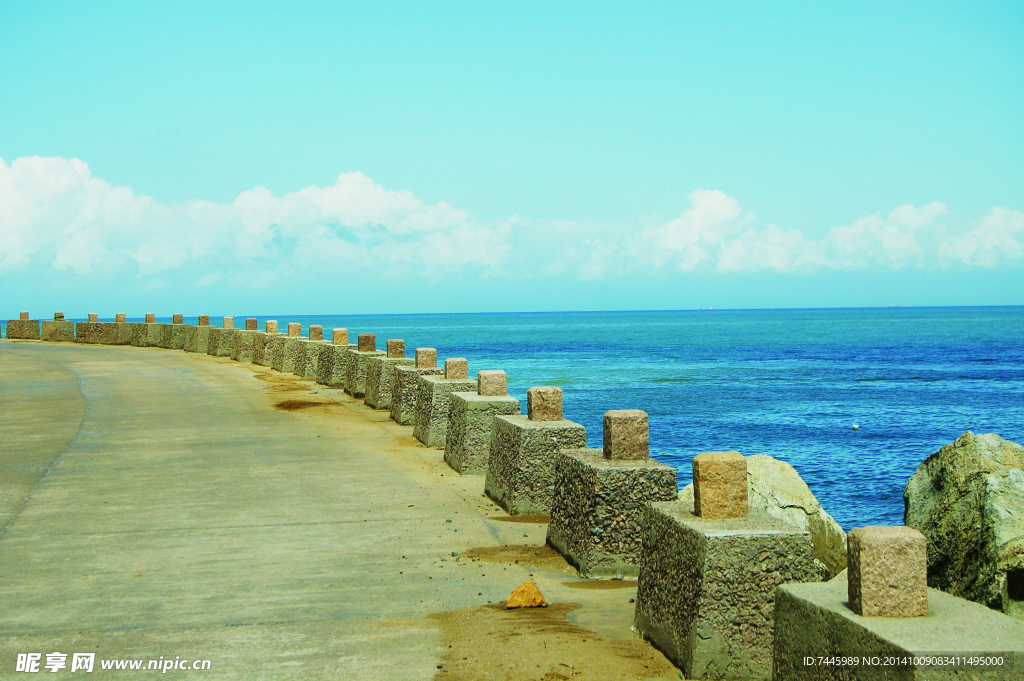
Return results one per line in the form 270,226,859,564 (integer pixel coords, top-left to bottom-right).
0,156,1020,287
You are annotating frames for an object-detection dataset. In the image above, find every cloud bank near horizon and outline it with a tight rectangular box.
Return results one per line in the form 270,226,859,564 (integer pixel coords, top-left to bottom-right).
1,156,1021,289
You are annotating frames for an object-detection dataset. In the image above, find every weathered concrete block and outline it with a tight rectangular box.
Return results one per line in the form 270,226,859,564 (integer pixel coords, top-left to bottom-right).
116,322,134,346
128,323,149,347
444,392,520,474
282,336,308,374
184,325,211,353
484,414,588,515
266,334,288,371
848,526,928,617
391,365,444,425
547,435,677,577
232,329,258,362
365,356,415,410
413,374,478,447
75,322,119,345
634,500,820,680
41,320,75,342
5,319,40,340
773,580,1024,680
252,332,275,366
300,339,327,378
169,324,186,350
207,328,236,358
146,322,168,348
314,343,355,386
693,450,748,519
345,349,386,397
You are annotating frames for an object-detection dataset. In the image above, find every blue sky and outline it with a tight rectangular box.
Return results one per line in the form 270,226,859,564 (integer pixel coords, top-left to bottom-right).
1,1,1022,316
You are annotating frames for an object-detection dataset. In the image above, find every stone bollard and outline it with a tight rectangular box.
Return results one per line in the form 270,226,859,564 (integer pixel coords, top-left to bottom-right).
88,313,98,322
116,313,126,323
266,320,278,333
365,339,414,410
546,410,677,578
6,312,41,340
173,313,183,324
309,325,323,341
633,451,819,680
773,527,1024,681
223,316,234,330
288,322,301,337
444,370,521,475
145,313,155,323
41,314,75,342
344,334,385,398
198,315,209,326
412,358,477,447
390,348,443,425
483,387,588,515
333,328,348,345
246,318,257,331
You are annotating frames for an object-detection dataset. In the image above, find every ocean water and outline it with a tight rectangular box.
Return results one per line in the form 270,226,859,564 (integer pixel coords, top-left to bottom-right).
9,307,1024,529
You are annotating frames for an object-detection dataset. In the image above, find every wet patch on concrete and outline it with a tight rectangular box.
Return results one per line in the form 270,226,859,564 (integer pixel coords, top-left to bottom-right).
463,545,571,571
561,580,638,590
489,514,550,524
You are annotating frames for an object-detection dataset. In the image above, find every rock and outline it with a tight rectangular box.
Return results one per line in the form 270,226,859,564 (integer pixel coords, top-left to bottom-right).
680,453,847,577
904,430,1024,619
506,581,547,609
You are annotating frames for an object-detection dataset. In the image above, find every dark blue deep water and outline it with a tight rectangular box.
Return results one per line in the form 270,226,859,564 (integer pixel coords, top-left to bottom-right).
16,307,1024,529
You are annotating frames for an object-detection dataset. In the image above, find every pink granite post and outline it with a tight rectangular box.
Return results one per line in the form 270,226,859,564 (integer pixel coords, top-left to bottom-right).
333,328,348,345
603,410,649,460
223,317,234,329
358,333,375,352
116,313,127,323
387,339,405,358
198,315,209,327
20,311,29,320
266,320,278,333
527,386,562,421
287,322,301,337
444,358,469,380
477,370,508,396
848,526,928,617
693,451,748,519
246,318,257,330
415,347,437,368
145,313,155,323
172,313,183,324
88,313,99,322
309,325,323,341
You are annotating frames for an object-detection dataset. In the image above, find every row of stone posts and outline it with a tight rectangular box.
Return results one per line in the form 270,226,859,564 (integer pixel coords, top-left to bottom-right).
4,311,1022,679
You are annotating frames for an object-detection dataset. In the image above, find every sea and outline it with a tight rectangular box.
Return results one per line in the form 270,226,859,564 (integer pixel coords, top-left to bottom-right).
10,306,1024,529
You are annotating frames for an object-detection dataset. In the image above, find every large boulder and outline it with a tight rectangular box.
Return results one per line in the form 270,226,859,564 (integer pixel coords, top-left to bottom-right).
680,453,847,578
904,431,1024,620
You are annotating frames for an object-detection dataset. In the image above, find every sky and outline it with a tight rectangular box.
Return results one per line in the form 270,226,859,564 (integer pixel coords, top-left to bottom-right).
1,1,1022,317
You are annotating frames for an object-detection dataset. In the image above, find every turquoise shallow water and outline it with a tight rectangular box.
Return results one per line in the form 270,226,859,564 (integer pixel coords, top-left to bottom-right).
9,307,1024,529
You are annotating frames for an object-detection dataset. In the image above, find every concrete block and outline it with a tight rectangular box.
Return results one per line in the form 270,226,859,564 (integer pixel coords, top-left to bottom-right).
267,334,288,370
313,343,355,386
357,333,375,352
145,313,155,323
848,526,928,617
390,365,444,425
416,347,437,368
527,386,563,421
231,329,258,362
169,323,186,350
128,323,149,347
444,392,520,475
282,336,309,374
332,328,348,345
5,319,40,340
547,447,677,578
146,322,169,348
413,374,478,447
365,356,415,410
53,312,65,320
252,332,276,366
265,320,278,333
198,315,209,326
634,500,820,680
300,339,327,378
309,325,323,341
75,322,119,345
184,325,211,353
246,317,257,331
483,414,587,515
693,450,748,519
88,313,98,322
173,313,183,324
287,322,301,337
773,580,1024,680
386,339,405,358
344,348,386,397
115,313,126,323
445,357,469,379
214,328,236,357
477,369,508,397
603,409,649,460
116,322,134,346
41,320,75,342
